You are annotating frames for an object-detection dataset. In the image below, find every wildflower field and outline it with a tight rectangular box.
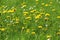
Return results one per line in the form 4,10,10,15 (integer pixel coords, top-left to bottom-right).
0,0,60,40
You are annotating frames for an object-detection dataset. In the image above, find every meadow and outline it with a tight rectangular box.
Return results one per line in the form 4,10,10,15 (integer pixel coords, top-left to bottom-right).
0,0,60,40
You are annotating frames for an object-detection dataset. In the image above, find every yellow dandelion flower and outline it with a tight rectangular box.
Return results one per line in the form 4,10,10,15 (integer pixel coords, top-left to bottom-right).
16,18,19,21
38,26,42,29
41,3,45,5
30,10,36,13
8,9,15,13
21,5,26,8
21,2,26,5
52,9,56,12
35,14,42,19
36,0,39,4
25,16,31,20
15,17,19,21
3,10,7,13
0,28,5,31
57,16,60,18
35,20,38,22
6,16,10,18
47,35,51,38
26,29,30,33
31,32,36,35
36,0,38,1
23,11,28,16
45,17,49,20
15,17,20,23
23,11,28,14
45,4,49,6
57,32,60,35
21,2,26,8
45,13,50,16
22,27,25,30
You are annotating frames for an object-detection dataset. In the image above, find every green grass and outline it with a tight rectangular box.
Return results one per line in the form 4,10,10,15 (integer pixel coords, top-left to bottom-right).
0,0,60,40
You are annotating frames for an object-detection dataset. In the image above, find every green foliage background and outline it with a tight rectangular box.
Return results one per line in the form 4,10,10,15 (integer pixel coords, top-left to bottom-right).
0,0,60,40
